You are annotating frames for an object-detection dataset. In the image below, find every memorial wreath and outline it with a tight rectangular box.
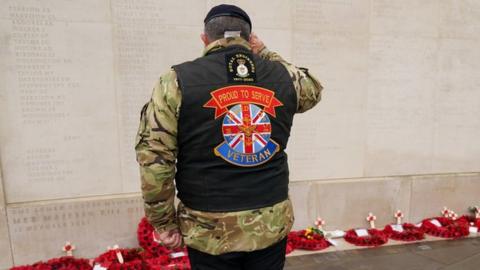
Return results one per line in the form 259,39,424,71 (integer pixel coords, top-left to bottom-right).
287,227,331,251
383,223,425,242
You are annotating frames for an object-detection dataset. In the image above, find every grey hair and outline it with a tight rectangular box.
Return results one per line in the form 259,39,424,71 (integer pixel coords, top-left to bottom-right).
204,16,251,41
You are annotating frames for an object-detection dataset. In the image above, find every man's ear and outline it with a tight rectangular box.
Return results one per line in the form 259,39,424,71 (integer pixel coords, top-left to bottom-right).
200,33,209,46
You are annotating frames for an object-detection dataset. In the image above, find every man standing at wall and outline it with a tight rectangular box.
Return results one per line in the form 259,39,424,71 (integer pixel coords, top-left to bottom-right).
135,4,323,269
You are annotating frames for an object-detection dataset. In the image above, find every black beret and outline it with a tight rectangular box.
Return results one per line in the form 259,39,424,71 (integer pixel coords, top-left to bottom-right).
204,4,252,30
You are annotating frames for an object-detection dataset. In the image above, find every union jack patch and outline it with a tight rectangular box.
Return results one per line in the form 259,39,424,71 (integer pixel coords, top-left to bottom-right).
204,85,282,167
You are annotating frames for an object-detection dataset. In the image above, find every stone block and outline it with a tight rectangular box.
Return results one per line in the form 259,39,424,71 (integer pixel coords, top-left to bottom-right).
110,0,205,192
409,173,480,222
365,35,437,176
0,0,121,203
289,28,369,181
370,0,440,37
290,177,413,231
7,195,144,265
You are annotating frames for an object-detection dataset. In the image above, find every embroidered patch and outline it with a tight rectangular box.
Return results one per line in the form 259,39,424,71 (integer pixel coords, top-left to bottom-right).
204,85,283,167
225,53,256,83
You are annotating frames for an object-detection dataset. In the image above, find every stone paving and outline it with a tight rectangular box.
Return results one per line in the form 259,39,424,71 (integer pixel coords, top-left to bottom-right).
285,237,480,270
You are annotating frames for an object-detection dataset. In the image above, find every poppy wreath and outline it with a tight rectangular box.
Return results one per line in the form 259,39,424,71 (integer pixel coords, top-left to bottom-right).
144,255,191,270
93,249,144,270
137,217,173,256
458,215,480,228
344,229,388,247
287,228,331,251
144,248,191,270
10,257,92,270
383,223,425,242
285,240,295,255
420,217,469,239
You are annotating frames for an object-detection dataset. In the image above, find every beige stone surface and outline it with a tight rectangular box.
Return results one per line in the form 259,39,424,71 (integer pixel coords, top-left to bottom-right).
365,35,437,176
288,2,370,180
438,0,480,40
289,181,316,230
7,195,144,265
312,177,412,230
433,38,480,172
0,0,121,203
111,0,205,192
365,0,480,176
291,174,480,232
0,6,13,268
290,177,413,231
0,167,13,269
409,173,480,222
288,0,370,181
293,0,371,33
256,28,292,61
370,0,440,38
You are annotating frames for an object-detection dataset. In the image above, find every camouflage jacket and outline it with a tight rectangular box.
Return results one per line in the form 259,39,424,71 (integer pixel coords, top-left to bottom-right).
135,37,323,255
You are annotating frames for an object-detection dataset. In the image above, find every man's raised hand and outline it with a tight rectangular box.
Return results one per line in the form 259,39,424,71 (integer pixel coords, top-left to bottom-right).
249,33,265,54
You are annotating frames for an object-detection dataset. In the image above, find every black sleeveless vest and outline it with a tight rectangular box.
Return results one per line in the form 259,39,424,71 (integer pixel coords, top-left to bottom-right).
173,45,297,212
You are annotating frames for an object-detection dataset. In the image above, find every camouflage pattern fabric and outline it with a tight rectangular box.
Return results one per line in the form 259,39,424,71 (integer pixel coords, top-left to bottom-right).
135,70,181,232
178,199,294,255
135,36,323,254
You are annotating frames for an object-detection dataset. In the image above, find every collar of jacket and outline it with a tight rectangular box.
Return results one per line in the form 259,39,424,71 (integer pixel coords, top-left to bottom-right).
202,37,251,56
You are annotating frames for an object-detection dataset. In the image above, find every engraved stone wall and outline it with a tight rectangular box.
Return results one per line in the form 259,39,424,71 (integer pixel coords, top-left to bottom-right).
7,196,144,265
0,0,479,268
0,1,121,203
